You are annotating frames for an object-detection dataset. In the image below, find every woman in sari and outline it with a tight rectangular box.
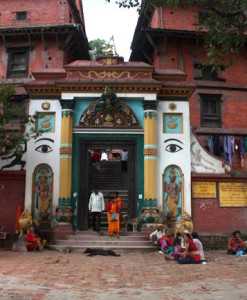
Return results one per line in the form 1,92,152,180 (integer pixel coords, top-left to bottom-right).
177,232,201,264
107,192,123,238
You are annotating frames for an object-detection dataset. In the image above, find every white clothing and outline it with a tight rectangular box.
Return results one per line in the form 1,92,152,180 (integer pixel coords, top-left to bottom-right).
193,238,205,260
121,150,128,161
88,192,105,212
149,229,165,240
101,152,108,161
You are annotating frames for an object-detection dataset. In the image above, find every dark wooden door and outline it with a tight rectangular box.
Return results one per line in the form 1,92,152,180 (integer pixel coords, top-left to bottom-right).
127,144,137,219
0,171,25,234
78,143,90,230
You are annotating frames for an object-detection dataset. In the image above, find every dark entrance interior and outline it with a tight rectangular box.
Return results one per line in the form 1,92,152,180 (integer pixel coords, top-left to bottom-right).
78,140,137,230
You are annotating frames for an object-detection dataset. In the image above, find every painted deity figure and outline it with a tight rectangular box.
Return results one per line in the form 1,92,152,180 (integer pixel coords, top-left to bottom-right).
33,165,53,222
38,175,51,214
163,166,182,221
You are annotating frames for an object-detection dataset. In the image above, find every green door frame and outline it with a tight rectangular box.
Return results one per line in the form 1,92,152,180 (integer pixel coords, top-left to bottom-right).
72,133,144,230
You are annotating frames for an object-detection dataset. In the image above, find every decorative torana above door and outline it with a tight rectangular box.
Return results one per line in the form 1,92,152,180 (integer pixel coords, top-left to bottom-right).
79,89,141,129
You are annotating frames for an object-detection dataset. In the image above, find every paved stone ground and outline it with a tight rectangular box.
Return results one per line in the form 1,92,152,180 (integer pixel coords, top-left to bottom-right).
0,250,246,300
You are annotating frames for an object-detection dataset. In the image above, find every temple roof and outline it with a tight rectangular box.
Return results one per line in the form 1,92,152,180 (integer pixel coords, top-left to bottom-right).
0,24,81,34
65,60,152,69
25,55,194,97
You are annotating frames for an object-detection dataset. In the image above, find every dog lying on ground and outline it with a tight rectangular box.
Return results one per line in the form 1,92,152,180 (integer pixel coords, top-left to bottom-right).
84,248,120,257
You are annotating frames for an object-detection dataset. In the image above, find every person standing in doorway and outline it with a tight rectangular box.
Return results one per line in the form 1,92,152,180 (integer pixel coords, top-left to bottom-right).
88,190,105,232
121,149,128,172
107,192,123,238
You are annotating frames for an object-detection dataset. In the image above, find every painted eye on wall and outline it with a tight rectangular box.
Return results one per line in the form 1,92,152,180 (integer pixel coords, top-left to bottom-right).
35,145,53,153
165,144,183,153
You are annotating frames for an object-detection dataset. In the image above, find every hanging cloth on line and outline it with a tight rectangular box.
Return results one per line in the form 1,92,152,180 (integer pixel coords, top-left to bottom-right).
223,136,235,166
213,135,222,156
239,137,245,168
243,136,247,153
207,136,214,153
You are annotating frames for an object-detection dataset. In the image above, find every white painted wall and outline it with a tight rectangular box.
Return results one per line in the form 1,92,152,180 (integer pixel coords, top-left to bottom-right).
191,134,225,174
24,100,61,212
157,101,192,216
61,92,157,100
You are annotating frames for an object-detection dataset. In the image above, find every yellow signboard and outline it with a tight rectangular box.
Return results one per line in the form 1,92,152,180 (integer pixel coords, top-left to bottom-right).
192,181,217,199
219,182,247,207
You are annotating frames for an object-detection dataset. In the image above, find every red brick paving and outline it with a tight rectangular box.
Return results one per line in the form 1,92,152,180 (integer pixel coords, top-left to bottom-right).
0,250,246,300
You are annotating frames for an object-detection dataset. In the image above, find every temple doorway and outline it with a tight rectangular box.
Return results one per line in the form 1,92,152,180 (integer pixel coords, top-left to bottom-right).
78,140,137,230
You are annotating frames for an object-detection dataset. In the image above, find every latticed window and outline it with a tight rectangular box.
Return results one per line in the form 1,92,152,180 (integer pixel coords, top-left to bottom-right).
200,94,222,128
16,11,27,21
7,48,29,78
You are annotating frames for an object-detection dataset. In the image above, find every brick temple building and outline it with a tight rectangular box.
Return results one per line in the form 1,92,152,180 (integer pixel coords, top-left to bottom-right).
0,0,247,238
0,0,89,234
130,3,247,234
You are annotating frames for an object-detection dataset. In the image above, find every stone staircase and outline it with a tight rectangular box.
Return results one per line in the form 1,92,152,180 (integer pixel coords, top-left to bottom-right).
89,161,128,190
49,230,156,251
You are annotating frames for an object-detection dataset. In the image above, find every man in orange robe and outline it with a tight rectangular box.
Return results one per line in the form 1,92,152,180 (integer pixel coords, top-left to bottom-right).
107,192,123,238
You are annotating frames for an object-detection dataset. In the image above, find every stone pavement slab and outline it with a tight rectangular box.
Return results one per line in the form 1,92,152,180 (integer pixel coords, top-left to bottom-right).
0,250,246,300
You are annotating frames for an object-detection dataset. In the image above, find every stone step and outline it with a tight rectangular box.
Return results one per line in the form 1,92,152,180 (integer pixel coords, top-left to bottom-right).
73,229,144,237
74,230,144,236
51,230,154,250
68,235,147,241
54,240,152,247
49,244,156,251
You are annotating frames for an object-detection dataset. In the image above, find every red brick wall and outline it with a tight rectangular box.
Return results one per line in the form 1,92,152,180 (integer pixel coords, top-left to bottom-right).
0,0,87,79
0,38,65,79
151,6,247,235
0,0,71,27
153,37,247,129
191,90,247,129
192,178,247,235
0,171,25,234
151,6,199,31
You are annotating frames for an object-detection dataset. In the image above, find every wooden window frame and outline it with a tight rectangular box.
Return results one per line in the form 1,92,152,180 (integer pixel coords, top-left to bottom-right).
16,11,27,21
200,94,222,128
7,48,29,78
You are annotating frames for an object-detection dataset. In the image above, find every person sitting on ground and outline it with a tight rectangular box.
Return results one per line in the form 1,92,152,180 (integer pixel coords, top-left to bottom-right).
149,225,165,246
227,230,247,255
165,232,184,260
192,232,206,262
160,230,174,254
32,220,47,248
177,231,201,264
25,227,42,252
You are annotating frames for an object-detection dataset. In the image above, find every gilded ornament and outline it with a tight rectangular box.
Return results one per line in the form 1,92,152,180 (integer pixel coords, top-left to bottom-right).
41,102,51,110
175,212,193,234
169,103,177,111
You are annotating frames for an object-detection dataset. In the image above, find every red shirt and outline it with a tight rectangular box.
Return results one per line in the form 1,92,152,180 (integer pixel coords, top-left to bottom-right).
25,232,38,243
92,152,100,162
188,239,201,262
107,198,123,213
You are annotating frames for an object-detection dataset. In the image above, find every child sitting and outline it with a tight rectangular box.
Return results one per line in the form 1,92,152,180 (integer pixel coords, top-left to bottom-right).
25,227,42,251
149,225,165,246
227,230,247,256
